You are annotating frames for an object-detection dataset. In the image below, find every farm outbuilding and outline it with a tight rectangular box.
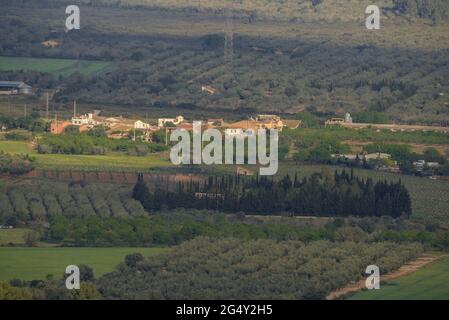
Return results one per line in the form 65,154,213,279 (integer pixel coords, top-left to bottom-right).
0,81,32,95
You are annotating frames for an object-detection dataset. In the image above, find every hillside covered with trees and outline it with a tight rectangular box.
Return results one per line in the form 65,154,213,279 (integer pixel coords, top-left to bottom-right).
1,1,448,123
97,237,423,299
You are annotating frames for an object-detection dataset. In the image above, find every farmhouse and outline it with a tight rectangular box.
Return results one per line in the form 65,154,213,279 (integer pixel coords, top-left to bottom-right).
0,81,32,95
134,120,151,130
51,120,88,134
227,118,283,132
71,112,152,132
158,115,184,128
71,112,101,126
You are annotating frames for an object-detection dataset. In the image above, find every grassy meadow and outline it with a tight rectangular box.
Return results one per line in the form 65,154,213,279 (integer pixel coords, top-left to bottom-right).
0,56,113,76
350,256,449,300
0,247,167,281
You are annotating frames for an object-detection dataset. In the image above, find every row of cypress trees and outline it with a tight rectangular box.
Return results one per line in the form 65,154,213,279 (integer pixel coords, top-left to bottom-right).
133,169,412,218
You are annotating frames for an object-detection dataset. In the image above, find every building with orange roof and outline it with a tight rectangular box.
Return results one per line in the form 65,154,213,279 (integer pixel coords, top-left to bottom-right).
50,121,88,134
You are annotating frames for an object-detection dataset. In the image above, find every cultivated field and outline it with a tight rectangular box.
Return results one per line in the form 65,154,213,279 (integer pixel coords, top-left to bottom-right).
1,138,449,222
0,247,166,281
0,140,171,171
0,56,113,76
350,255,449,300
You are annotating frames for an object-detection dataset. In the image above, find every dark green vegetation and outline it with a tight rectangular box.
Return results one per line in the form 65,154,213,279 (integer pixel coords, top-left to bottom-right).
0,114,47,133
38,132,167,155
282,126,449,175
1,1,448,123
97,237,423,299
275,163,449,223
350,255,449,300
0,180,146,226
45,211,335,246
133,170,412,218
393,0,449,22
0,152,34,175
44,210,449,249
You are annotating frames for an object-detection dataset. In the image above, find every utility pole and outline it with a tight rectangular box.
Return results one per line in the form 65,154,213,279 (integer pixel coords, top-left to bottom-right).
46,92,49,120
73,100,77,118
165,127,168,146
24,104,27,117
224,3,239,110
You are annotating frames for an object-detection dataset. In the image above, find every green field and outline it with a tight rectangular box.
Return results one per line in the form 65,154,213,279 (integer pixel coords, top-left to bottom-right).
0,56,113,76
0,247,166,281
350,256,449,300
0,140,171,171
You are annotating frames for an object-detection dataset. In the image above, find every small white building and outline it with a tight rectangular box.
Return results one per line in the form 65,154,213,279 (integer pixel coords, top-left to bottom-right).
413,160,440,170
158,115,184,128
344,113,353,123
134,120,151,130
224,128,256,138
72,113,100,126
225,128,243,137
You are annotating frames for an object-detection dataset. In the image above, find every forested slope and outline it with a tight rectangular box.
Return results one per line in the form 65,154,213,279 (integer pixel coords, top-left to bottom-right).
46,0,449,22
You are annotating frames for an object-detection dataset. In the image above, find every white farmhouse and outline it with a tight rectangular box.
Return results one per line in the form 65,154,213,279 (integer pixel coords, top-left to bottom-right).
158,115,184,128
71,113,100,126
134,120,151,130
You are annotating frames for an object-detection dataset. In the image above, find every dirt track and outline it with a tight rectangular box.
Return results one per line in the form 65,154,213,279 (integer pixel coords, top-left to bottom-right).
326,254,446,300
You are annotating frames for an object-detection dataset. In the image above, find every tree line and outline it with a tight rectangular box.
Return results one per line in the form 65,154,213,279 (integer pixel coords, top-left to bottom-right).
133,170,412,218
